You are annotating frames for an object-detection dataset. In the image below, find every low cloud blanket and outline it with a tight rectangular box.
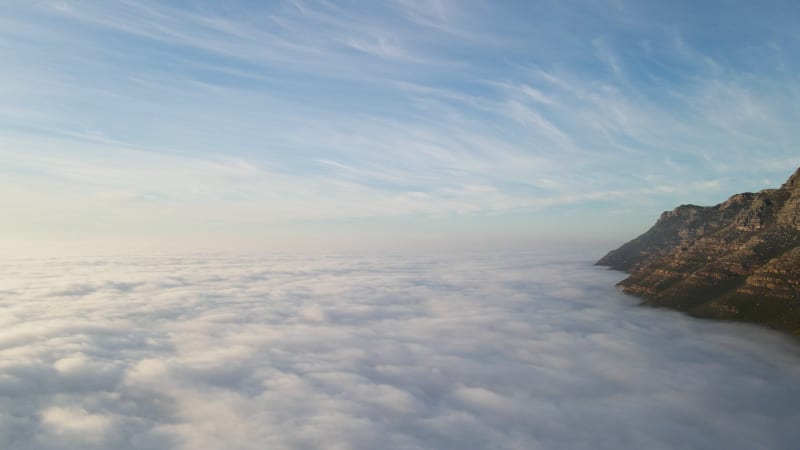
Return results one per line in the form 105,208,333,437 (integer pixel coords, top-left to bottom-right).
1,253,799,449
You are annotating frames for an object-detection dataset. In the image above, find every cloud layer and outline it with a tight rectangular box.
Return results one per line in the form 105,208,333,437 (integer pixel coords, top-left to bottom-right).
1,252,799,449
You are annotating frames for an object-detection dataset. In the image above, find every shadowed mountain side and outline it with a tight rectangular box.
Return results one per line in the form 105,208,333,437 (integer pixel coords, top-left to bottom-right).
598,167,800,335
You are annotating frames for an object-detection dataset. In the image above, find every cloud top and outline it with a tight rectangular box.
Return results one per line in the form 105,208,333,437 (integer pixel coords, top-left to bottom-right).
1,252,799,449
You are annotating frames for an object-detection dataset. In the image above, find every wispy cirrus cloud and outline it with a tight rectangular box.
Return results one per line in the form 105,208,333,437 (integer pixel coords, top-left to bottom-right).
1,1,799,250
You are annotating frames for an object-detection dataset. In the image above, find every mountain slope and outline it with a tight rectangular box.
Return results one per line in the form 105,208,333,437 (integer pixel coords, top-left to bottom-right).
597,167,800,335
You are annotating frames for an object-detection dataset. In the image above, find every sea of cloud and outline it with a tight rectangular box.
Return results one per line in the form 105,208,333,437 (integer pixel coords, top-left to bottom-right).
1,252,799,449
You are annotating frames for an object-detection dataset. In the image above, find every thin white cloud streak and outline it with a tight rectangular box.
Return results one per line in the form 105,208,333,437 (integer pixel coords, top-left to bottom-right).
30,0,470,75
1,253,799,449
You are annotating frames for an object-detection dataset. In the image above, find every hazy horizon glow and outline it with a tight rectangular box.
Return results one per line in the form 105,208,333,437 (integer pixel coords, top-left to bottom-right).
3,0,800,253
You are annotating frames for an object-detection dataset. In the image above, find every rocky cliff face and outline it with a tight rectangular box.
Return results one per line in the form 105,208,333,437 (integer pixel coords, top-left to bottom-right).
597,167,800,335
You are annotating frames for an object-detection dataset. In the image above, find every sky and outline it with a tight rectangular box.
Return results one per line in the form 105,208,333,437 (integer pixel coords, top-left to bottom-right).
2,252,800,449
2,0,800,254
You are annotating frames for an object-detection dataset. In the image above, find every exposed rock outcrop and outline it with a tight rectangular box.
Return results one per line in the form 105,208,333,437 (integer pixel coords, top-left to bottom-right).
597,167,800,335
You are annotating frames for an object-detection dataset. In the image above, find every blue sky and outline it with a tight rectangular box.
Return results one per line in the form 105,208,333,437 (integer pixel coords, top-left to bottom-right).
2,0,800,254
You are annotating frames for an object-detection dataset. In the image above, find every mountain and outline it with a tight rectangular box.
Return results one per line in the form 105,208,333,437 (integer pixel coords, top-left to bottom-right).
597,167,800,335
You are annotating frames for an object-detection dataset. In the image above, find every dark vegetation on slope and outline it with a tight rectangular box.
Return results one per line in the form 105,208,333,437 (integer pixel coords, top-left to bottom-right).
598,167,800,335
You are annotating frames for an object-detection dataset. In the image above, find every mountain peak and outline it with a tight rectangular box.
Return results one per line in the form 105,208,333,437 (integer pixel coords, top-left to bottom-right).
597,166,800,336
782,166,800,192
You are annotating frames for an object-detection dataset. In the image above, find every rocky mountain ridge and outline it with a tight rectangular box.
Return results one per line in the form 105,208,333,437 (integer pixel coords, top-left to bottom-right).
597,167,800,335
